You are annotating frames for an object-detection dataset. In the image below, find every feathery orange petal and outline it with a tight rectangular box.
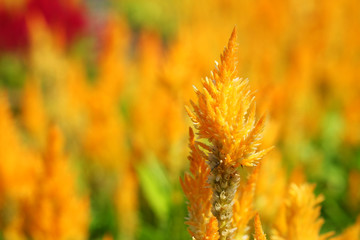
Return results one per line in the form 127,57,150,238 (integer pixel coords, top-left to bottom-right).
254,213,267,240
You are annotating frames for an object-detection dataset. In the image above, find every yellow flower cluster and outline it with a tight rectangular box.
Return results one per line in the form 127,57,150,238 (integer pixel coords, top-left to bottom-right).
0,93,89,240
182,28,360,240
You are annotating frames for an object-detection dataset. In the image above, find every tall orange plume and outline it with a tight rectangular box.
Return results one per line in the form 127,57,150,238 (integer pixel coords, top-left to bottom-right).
185,28,271,240
25,126,89,240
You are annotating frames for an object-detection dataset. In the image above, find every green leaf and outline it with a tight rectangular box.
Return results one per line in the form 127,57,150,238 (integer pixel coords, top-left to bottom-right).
0,54,26,89
136,154,170,223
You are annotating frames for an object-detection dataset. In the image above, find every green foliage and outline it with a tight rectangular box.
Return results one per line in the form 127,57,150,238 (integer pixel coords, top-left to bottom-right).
137,154,171,223
0,55,26,89
89,190,119,240
113,0,179,40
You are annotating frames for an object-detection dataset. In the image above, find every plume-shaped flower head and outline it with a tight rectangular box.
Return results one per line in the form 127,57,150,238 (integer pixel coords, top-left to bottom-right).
186,27,271,169
185,28,271,240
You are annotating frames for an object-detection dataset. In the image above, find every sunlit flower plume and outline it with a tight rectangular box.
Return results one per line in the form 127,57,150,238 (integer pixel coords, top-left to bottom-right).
184,28,271,240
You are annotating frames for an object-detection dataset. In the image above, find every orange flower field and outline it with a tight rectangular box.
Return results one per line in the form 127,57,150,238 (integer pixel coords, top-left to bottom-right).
0,0,359,239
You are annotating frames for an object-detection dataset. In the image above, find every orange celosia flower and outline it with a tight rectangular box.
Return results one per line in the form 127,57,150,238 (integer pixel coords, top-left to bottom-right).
0,92,42,202
185,28,271,240
131,29,189,176
0,92,42,240
181,128,218,240
186,28,270,169
254,213,267,240
272,183,333,240
82,18,129,168
25,126,89,240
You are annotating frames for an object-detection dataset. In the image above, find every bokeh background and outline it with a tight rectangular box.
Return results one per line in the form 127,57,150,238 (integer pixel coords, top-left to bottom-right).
0,0,359,239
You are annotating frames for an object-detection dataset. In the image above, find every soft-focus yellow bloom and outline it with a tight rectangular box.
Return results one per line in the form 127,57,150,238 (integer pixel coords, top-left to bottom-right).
0,93,42,240
272,184,333,240
25,126,89,240
28,15,67,89
82,18,129,168
0,93,42,202
129,29,191,178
